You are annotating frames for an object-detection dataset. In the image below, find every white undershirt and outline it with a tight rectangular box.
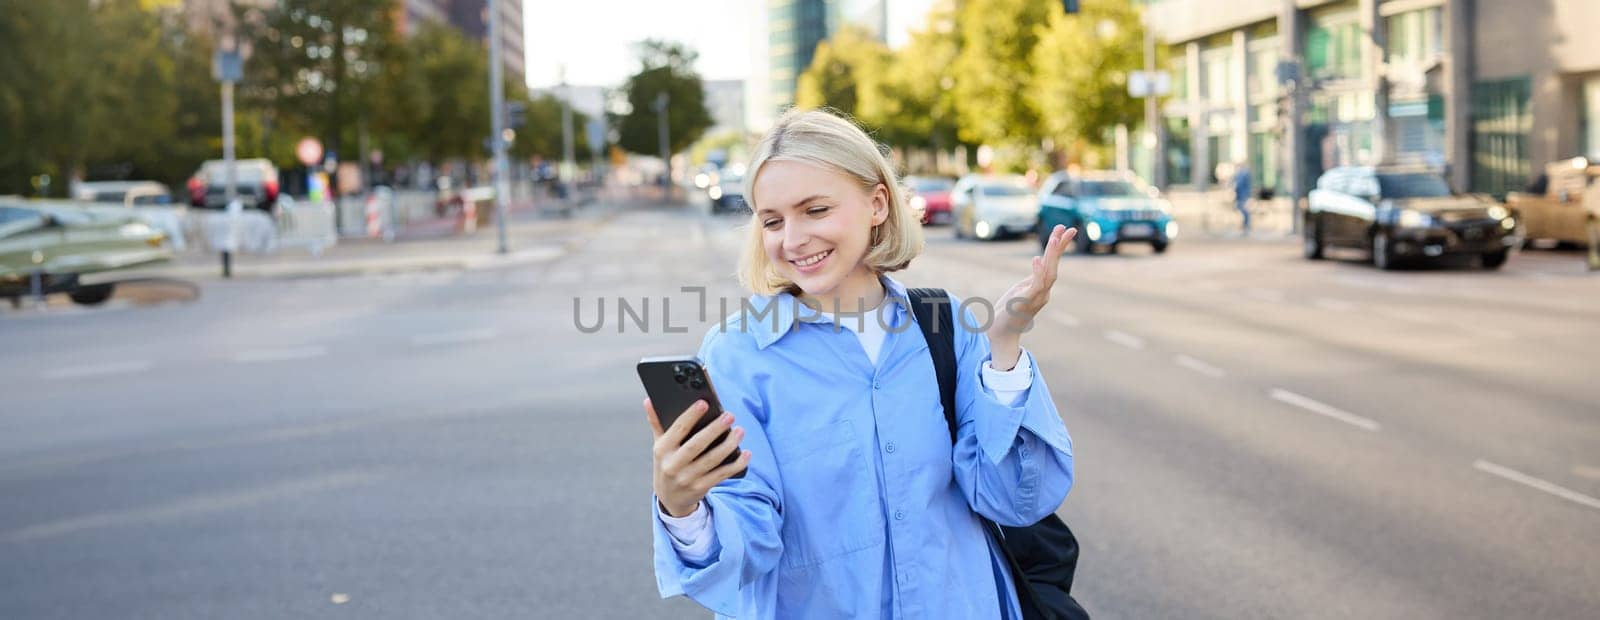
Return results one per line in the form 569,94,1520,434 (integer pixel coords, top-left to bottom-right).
660,300,1035,563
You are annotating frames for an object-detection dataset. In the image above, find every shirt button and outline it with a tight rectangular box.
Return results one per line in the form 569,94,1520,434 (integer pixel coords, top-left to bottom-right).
873,382,881,390
894,510,905,520
885,442,896,453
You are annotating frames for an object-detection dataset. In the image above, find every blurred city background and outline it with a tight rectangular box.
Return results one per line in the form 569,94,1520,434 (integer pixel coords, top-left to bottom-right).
2,0,1598,618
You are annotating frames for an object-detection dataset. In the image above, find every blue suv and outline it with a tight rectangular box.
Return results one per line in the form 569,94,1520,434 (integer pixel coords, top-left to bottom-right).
1037,171,1176,254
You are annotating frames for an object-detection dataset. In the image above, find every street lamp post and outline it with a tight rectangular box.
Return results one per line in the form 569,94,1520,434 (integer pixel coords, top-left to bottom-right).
214,35,244,278
654,92,670,204
561,67,576,204
1144,6,1166,188
487,0,510,254
1281,0,1305,235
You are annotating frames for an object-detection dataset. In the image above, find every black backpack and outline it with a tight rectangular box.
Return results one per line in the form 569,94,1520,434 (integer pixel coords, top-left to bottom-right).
907,287,1090,620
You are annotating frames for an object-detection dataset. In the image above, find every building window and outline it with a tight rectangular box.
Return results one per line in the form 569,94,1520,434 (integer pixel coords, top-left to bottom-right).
1200,44,1234,106
1246,36,1279,101
1471,77,1532,198
1249,131,1280,193
1306,7,1363,82
1166,116,1192,185
1385,8,1442,67
1582,75,1600,161
1168,49,1187,101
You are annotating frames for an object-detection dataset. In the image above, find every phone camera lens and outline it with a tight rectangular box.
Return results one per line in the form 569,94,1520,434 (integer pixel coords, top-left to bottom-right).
673,374,687,384
689,378,706,390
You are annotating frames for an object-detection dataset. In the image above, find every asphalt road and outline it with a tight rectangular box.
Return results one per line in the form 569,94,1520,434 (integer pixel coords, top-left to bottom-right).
2,204,1597,619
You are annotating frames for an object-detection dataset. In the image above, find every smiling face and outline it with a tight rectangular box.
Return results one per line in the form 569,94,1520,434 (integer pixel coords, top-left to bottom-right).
751,159,889,306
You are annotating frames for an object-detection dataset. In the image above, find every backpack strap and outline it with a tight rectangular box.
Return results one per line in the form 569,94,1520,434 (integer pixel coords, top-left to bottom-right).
906,287,959,442
907,287,1059,620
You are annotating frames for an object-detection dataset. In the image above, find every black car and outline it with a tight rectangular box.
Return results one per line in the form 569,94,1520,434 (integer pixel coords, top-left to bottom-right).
1303,167,1520,270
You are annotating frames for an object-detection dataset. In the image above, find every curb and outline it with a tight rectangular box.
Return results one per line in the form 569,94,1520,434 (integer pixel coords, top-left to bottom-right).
102,245,566,282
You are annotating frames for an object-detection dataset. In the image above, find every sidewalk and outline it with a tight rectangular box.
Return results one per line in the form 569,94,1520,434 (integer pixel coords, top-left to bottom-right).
1164,189,1300,242
107,197,629,282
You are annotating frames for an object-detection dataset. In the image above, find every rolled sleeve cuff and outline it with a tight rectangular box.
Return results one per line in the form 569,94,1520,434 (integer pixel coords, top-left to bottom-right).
658,499,716,564
651,495,741,616
972,351,1074,464
981,347,1034,406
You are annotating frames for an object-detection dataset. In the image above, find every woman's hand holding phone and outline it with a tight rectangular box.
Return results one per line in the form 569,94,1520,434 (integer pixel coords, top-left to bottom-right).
646,398,753,518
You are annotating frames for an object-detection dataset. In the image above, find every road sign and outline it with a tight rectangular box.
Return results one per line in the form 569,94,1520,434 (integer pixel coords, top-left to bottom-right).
212,50,242,83
586,119,606,156
296,137,324,167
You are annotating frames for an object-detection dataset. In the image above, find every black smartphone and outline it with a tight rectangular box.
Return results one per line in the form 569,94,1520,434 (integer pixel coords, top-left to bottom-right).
637,356,746,479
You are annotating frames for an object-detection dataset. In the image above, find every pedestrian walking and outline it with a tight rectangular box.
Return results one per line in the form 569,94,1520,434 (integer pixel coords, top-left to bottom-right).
646,109,1080,619
1233,162,1254,235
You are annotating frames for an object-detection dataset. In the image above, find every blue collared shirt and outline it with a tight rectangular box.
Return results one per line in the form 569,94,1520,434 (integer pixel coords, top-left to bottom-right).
652,277,1075,619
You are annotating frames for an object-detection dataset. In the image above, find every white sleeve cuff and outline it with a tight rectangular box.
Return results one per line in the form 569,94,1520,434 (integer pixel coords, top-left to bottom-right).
658,499,716,563
981,349,1034,407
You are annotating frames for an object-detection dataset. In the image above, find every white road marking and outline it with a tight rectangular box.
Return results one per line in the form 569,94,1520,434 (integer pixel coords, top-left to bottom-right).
232,346,328,364
410,328,498,346
1313,298,1356,312
1051,312,1081,328
41,361,153,380
1268,389,1381,431
1174,354,1226,378
1104,330,1146,350
1474,460,1600,511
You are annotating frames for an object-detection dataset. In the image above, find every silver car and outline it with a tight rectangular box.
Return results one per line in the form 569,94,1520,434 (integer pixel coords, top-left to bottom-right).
950,174,1038,241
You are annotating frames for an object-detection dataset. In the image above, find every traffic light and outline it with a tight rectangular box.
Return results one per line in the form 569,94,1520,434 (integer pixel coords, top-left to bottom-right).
506,102,527,130
1062,0,1079,13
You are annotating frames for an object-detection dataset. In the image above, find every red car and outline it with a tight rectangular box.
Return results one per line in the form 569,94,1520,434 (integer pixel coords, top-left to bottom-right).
906,176,955,225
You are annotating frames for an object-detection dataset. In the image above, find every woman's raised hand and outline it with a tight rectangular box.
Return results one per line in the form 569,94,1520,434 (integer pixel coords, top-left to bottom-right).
987,224,1076,369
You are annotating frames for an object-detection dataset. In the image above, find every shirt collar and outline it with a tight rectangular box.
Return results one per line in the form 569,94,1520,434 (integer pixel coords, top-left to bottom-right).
747,275,910,349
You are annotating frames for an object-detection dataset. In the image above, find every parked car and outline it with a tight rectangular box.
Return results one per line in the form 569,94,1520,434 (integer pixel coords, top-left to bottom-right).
708,170,749,214
904,175,955,225
187,158,280,210
0,201,172,306
1505,156,1598,248
72,180,174,207
1304,166,1520,270
950,174,1037,240
1037,171,1175,254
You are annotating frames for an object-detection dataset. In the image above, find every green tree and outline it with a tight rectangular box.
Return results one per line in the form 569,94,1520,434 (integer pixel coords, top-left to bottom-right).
0,0,114,194
794,26,889,120
405,21,488,161
1030,0,1144,162
511,93,591,162
80,0,177,178
612,40,713,157
239,0,400,160
950,0,1049,150
877,2,962,151
0,0,213,194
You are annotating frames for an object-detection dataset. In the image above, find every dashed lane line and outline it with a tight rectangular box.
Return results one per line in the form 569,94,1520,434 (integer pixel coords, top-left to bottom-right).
1173,354,1226,378
1474,460,1600,512
1269,388,1381,432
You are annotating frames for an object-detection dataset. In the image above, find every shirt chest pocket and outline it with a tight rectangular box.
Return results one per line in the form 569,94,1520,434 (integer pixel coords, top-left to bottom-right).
770,419,887,570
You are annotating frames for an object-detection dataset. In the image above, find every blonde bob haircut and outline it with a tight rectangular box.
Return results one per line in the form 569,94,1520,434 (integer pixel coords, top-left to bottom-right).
737,109,924,296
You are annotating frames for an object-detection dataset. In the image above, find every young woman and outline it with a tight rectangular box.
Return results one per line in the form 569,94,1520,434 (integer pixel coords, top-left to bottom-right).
646,109,1077,619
